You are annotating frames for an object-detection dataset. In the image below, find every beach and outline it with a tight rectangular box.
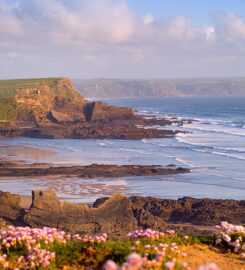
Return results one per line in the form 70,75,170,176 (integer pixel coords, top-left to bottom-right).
1,97,245,203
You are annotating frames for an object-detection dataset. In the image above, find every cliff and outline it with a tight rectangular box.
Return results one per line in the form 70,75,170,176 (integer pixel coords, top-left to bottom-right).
73,78,245,97
0,77,133,129
0,78,84,125
0,77,187,139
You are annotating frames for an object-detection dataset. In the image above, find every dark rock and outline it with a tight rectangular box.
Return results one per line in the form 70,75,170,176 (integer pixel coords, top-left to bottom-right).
25,192,159,238
2,189,245,238
83,101,135,122
0,163,190,178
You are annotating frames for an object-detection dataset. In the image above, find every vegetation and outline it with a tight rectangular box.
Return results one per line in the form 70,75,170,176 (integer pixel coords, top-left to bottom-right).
0,225,244,270
0,99,17,121
0,78,81,100
0,78,61,90
0,77,84,124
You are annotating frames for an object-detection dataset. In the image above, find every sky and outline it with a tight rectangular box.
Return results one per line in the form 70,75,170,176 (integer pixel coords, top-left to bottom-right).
1,0,245,79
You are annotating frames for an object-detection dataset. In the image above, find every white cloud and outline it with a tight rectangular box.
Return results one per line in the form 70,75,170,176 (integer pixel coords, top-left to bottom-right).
0,1,24,36
141,13,155,25
0,0,244,79
203,26,216,41
20,0,136,44
215,13,245,42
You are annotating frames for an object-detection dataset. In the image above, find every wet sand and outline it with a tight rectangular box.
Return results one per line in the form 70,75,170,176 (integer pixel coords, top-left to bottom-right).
2,176,138,203
0,144,55,164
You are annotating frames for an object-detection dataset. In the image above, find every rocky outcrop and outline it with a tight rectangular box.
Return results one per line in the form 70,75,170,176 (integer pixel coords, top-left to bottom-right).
0,191,25,226
3,190,243,238
0,77,190,140
129,196,245,226
24,191,166,237
0,163,190,177
83,102,135,122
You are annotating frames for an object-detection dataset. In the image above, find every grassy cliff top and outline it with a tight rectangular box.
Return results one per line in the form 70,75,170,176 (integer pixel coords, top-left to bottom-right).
0,77,82,100
0,77,84,122
0,77,61,90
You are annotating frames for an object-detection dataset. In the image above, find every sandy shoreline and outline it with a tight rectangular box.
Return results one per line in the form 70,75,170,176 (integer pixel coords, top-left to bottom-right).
0,144,55,164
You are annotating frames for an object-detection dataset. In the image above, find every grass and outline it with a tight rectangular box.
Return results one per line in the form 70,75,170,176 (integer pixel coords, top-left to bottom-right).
0,235,187,269
1,226,244,270
0,232,216,270
0,78,83,121
0,78,62,99
0,99,17,121
0,78,61,90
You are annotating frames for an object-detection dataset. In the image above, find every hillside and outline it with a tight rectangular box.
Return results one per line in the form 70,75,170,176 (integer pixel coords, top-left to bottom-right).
0,77,184,139
0,78,84,126
72,78,245,97
0,78,81,99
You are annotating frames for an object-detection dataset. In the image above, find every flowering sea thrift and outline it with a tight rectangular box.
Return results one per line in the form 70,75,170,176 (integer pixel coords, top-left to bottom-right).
0,225,238,269
0,225,107,269
214,221,245,256
196,263,219,270
127,229,173,240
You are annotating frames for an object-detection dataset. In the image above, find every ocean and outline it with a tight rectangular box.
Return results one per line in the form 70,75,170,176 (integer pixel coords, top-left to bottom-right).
0,96,245,202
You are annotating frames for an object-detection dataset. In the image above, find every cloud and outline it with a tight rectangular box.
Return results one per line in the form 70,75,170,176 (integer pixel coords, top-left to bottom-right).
215,13,245,42
0,1,24,36
18,0,136,44
0,0,245,79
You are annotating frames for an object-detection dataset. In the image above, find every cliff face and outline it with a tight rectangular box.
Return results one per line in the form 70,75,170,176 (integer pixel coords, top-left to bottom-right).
0,77,185,139
73,78,245,97
0,78,84,125
0,77,134,127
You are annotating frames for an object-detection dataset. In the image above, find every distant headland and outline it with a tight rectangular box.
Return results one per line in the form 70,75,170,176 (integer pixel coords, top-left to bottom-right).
72,78,245,98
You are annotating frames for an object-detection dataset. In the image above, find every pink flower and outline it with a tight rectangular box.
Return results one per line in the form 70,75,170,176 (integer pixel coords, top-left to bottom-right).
222,234,231,243
3,262,9,269
181,262,188,268
127,253,142,269
164,261,175,269
103,260,118,270
196,263,220,270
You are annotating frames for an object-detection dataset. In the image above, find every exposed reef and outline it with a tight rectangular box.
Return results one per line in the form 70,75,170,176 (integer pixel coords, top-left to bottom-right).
0,161,190,178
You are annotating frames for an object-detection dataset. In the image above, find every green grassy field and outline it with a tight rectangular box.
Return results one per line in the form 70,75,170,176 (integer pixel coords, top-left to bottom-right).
0,99,17,121
0,78,62,98
0,78,61,90
0,77,82,100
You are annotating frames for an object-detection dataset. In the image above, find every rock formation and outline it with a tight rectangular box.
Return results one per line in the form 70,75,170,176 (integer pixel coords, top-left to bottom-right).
0,163,190,178
24,191,166,237
0,77,189,139
0,190,245,238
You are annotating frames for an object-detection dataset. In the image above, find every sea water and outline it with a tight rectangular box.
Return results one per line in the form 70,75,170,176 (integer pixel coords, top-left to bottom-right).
0,96,245,202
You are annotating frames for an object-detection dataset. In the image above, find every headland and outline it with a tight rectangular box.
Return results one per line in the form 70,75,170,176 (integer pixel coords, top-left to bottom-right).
0,77,191,140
